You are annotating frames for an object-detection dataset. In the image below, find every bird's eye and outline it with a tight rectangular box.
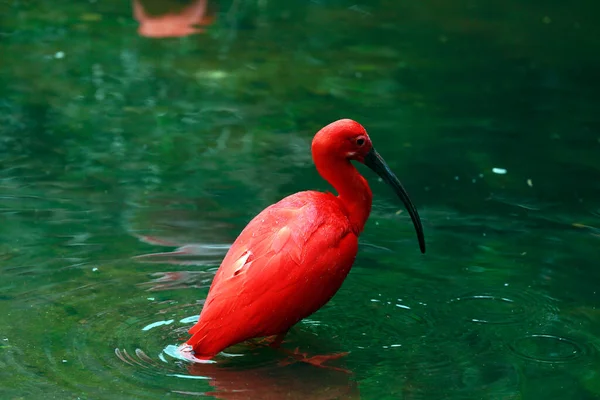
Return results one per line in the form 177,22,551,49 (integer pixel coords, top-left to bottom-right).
356,137,365,146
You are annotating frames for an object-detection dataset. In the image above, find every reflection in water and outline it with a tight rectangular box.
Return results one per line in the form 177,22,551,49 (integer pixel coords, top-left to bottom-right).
572,222,600,238
138,270,214,291
133,0,215,38
124,197,236,257
110,320,359,399
131,232,229,291
133,233,230,267
184,361,360,400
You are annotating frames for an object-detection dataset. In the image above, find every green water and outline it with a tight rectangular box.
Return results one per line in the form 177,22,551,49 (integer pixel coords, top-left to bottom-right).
1,0,599,399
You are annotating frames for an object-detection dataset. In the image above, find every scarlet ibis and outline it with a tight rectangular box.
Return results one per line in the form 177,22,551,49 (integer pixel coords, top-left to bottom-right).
186,119,425,359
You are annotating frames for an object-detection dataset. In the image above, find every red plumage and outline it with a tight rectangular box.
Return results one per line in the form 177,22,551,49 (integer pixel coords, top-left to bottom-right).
185,119,425,358
188,192,358,358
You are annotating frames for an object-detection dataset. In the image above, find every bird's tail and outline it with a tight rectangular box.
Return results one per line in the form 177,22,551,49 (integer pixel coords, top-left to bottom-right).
185,322,228,360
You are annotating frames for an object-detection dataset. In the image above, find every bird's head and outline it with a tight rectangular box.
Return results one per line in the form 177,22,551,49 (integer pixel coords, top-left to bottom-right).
312,119,426,254
311,118,373,163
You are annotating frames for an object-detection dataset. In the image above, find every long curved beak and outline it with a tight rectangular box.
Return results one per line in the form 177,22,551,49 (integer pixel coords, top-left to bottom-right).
364,148,426,254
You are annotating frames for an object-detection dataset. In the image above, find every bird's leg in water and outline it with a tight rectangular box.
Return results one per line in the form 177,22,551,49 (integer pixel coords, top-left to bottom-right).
278,347,350,373
269,333,287,348
248,333,288,348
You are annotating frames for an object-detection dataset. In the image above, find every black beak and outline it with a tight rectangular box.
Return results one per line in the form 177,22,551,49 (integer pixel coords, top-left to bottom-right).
364,148,426,254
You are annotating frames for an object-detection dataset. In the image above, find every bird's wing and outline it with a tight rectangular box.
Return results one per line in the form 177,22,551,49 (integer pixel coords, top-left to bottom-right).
188,191,356,341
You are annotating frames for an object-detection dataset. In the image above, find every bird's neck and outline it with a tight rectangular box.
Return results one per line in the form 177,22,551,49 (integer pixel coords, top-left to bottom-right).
316,158,372,234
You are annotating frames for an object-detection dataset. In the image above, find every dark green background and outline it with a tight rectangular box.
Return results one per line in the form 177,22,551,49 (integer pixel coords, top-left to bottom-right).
1,0,599,399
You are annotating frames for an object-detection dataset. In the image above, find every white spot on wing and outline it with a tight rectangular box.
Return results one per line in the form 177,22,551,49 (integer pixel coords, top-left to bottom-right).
232,250,252,277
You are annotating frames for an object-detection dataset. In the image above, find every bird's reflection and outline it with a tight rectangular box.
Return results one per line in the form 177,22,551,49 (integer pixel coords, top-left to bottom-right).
133,233,230,266
133,0,216,38
127,202,233,290
183,361,361,400
132,233,229,291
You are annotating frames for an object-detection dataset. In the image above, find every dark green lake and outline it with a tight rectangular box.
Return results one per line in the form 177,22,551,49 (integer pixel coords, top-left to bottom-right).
1,0,599,399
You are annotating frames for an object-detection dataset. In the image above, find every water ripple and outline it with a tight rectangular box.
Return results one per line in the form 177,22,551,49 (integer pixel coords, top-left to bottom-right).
508,334,593,364
385,330,521,399
446,287,558,325
322,294,436,351
43,281,360,399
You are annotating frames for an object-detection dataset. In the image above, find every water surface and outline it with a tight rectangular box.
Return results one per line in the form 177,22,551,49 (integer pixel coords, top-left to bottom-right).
1,0,599,399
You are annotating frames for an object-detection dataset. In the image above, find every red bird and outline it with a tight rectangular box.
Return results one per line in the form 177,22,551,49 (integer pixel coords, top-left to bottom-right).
186,119,425,359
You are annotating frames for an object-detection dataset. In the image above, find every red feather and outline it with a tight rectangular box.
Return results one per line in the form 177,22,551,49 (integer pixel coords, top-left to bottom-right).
187,191,358,358
184,119,425,359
